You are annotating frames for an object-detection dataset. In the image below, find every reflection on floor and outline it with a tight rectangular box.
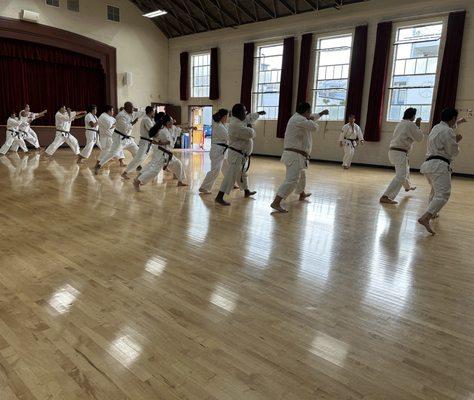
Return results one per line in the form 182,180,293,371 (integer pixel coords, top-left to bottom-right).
0,149,473,400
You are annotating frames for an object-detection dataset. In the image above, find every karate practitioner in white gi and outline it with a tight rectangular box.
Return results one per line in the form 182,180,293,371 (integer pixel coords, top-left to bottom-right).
214,104,265,206
339,114,364,169
380,107,424,204
17,105,47,150
96,105,117,167
44,106,86,157
270,102,329,213
418,108,466,234
77,105,101,163
133,114,177,191
199,109,230,194
121,106,156,179
94,102,142,174
0,112,28,155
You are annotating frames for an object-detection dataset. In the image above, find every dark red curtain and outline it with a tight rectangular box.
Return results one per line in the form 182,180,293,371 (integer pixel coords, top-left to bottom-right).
0,38,105,126
432,11,466,125
296,33,313,106
365,22,392,141
276,37,295,139
240,42,255,112
180,52,189,101
345,25,367,123
209,47,219,100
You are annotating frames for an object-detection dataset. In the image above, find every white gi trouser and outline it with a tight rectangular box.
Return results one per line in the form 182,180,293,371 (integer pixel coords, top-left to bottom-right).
420,159,452,215
125,138,153,174
98,133,113,160
99,132,138,166
383,149,412,199
277,150,307,198
220,149,248,194
138,147,169,185
167,157,186,182
80,130,101,158
200,144,229,191
22,128,40,149
45,131,80,155
0,130,28,154
342,140,357,167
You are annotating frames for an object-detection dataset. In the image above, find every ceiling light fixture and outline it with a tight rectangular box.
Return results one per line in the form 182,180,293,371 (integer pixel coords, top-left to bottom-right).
143,10,167,18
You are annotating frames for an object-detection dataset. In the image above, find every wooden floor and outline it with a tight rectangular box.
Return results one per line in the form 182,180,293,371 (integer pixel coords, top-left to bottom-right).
1,149,474,400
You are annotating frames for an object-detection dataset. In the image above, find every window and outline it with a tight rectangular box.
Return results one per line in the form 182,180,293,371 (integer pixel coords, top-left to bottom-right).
107,5,120,22
253,43,284,120
190,52,211,98
312,34,353,121
387,22,443,121
45,0,59,7
67,0,79,12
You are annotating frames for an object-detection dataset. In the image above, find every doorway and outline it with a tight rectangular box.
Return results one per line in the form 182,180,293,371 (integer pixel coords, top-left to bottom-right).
189,106,213,150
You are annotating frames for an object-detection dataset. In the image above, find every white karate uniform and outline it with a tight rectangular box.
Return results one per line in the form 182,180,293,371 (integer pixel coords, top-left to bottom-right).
0,117,28,154
420,121,460,215
276,113,320,199
125,115,155,174
382,119,424,200
45,111,80,155
199,121,230,191
99,110,141,166
163,126,186,182
339,123,364,168
138,127,175,185
97,112,117,160
18,110,40,149
219,113,260,194
80,113,101,158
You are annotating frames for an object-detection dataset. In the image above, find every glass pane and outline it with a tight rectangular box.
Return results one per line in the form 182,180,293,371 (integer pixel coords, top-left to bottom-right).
390,87,434,106
415,58,427,74
316,79,348,90
392,74,436,88
397,24,443,41
315,89,347,106
426,57,438,73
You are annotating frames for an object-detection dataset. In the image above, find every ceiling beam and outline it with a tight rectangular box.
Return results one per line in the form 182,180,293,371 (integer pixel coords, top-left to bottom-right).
302,0,318,10
191,0,224,29
278,0,296,14
229,0,257,22
204,0,239,26
254,0,276,18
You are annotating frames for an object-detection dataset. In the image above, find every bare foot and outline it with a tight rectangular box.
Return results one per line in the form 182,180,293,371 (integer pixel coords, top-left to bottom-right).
270,202,288,213
343,166,349,169
199,188,211,194
380,196,398,204
133,179,141,192
177,181,188,187
418,217,436,235
244,190,256,198
299,192,312,201
405,186,417,192
215,197,231,206
121,172,130,180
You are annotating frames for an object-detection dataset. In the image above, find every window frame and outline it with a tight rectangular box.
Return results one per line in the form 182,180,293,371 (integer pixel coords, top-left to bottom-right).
45,0,60,7
106,5,120,23
311,31,354,122
252,41,284,120
385,19,445,123
190,51,211,99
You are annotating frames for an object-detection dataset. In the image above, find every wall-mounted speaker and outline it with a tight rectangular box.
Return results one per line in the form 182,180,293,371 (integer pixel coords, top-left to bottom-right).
123,72,133,87
21,10,40,23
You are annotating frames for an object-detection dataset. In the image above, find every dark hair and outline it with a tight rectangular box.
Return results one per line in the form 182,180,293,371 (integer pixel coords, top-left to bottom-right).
154,111,165,124
86,104,97,113
403,107,417,120
124,102,133,109
231,103,246,121
104,105,114,113
149,114,172,138
145,106,154,115
348,114,356,119
441,108,458,123
296,102,312,115
213,108,228,122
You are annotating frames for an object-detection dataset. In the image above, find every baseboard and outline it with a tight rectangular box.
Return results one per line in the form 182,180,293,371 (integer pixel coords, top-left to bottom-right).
251,153,474,179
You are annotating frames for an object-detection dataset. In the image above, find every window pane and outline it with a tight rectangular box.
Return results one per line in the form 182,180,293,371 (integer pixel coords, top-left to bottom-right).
190,53,210,98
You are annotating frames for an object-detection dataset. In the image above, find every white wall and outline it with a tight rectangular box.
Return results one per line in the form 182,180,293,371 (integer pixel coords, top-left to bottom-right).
0,0,169,108
168,0,474,174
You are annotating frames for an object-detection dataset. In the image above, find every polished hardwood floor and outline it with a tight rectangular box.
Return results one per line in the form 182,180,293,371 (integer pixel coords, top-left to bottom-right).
0,149,474,400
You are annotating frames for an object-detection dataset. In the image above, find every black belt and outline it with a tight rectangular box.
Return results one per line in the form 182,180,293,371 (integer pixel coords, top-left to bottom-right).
140,136,154,153
345,138,358,147
390,147,408,154
228,146,251,181
86,128,99,141
426,155,451,165
19,130,29,137
157,145,174,166
215,143,229,153
114,129,132,140
56,129,70,137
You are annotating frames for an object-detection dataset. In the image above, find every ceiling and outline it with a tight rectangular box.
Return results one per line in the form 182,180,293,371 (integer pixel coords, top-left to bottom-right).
130,0,368,38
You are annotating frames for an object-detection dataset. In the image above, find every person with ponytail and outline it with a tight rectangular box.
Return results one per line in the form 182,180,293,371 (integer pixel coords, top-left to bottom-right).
199,108,230,194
